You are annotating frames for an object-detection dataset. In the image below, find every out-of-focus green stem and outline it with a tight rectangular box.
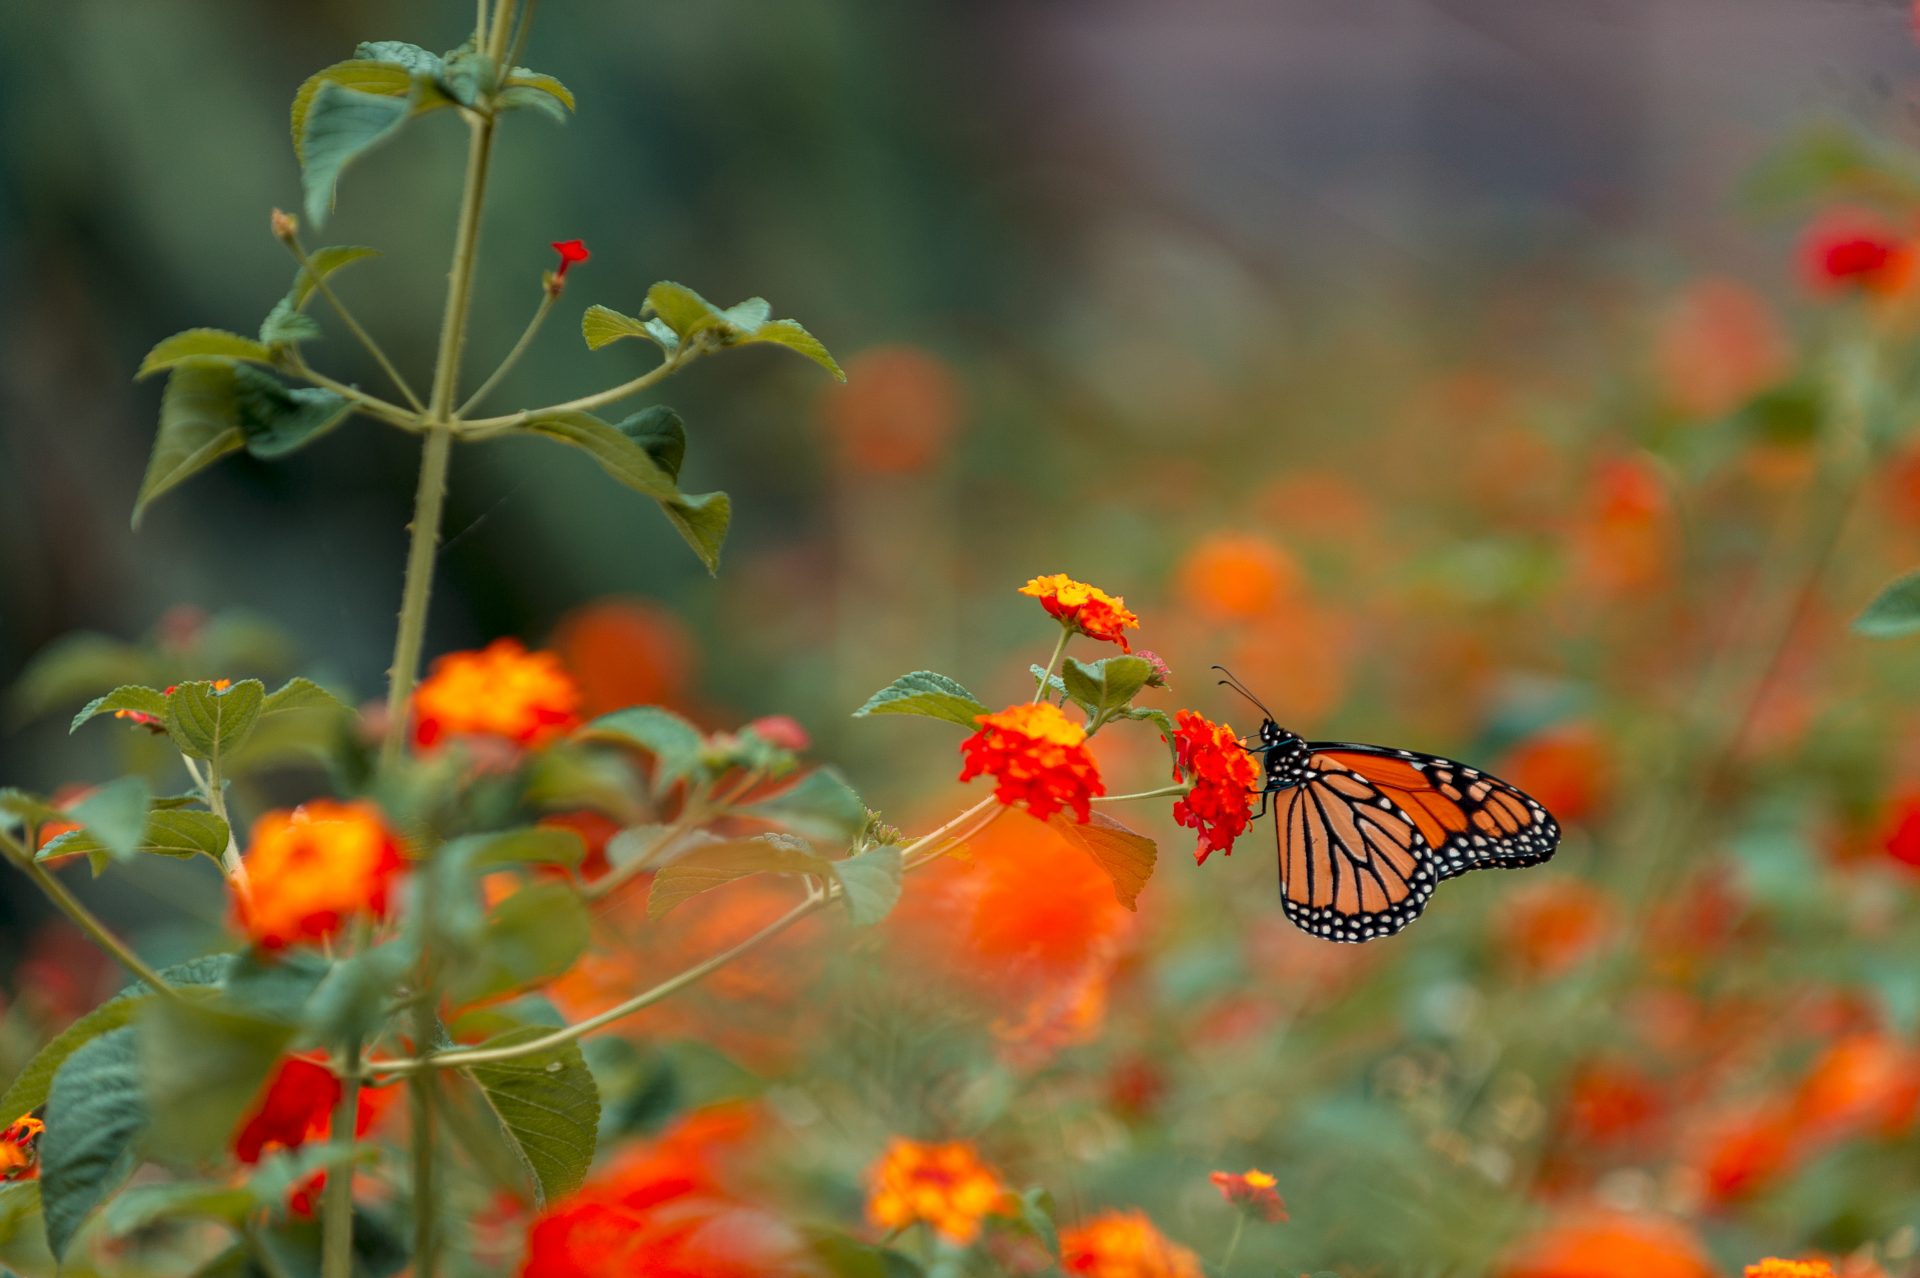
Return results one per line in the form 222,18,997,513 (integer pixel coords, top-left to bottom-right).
0,830,178,999
1034,628,1070,702
280,232,426,411
456,288,556,417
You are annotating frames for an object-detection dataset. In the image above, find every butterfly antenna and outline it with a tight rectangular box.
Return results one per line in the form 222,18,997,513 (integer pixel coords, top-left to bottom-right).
1211,664,1277,721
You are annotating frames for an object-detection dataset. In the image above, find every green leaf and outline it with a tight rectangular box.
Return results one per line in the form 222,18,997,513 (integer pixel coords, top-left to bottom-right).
615,406,685,481
0,1181,55,1277
663,490,731,575
38,809,229,868
465,1028,599,1207
505,69,575,111
812,1234,929,1278
497,84,569,123
288,245,380,309
0,788,63,833
644,282,733,342
832,846,902,926
261,676,351,720
137,329,274,380
139,997,296,1165
354,41,441,74
1855,569,1920,638
580,304,655,351
641,282,843,378
133,362,246,527
70,684,167,733
648,836,828,919
70,776,152,864
1062,655,1154,714
521,410,679,502
258,299,324,347
445,881,591,1007
437,47,498,108
1015,1186,1060,1260
852,671,987,728
747,318,845,380
742,768,866,843
1029,663,1068,699
0,1001,145,1129
299,82,414,227
306,944,411,1046
290,61,414,160
579,707,705,787
232,365,353,459
221,950,332,1025
1048,810,1157,911
101,1181,254,1237
40,1028,146,1258
432,826,589,951
166,678,266,764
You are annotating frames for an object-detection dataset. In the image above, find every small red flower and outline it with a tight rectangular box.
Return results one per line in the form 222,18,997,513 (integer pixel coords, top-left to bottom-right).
746,715,810,753
959,703,1105,823
1803,212,1913,295
1020,575,1140,652
233,1055,390,1216
1170,710,1260,865
551,238,590,281
0,1116,44,1182
1209,1168,1287,1222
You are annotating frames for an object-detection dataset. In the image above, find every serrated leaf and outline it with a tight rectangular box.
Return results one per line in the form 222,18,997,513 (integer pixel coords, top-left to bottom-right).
139,998,296,1166
579,706,705,786
1062,655,1154,714
133,362,245,528
648,837,828,919
580,304,656,352
289,245,380,309
305,943,411,1047
1048,810,1157,911
446,881,591,1007
1029,663,1068,699
166,678,265,764
1016,1186,1060,1259
497,84,570,122
431,826,588,952
40,1028,145,1258
615,406,685,480
644,281,731,342
747,318,845,380
259,298,324,347
69,776,151,864
852,671,987,728
522,409,680,501
137,329,275,380
290,61,414,160
38,809,229,867
217,950,332,1025
261,676,351,719
742,768,866,843
1855,569,1920,638
465,1028,598,1207
232,365,352,459
356,40,439,72
300,82,414,227
832,846,902,925
506,69,575,111
437,47,498,108
70,684,167,733
663,490,731,576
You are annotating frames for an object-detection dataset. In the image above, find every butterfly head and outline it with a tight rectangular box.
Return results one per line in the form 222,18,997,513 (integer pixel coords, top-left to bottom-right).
1255,720,1312,790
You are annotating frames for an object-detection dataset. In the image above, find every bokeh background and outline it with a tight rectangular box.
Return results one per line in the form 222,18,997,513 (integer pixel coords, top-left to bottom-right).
8,1,1920,1274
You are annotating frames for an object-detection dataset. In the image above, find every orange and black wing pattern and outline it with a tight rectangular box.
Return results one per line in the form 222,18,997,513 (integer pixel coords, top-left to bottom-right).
1275,744,1560,943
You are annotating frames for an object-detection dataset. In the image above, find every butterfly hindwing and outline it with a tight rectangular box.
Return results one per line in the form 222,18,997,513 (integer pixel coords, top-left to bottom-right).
1274,759,1439,943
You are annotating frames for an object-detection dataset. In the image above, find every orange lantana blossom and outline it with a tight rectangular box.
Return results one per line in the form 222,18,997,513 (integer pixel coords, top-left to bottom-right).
1060,1209,1203,1278
1170,710,1260,865
1020,575,1139,652
0,1116,43,1181
1496,1210,1716,1278
1209,1168,1286,1222
412,638,582,750
237,800,404,951
959,702,1104,823
865,1137,1011,1246
1747,1262,1837,1278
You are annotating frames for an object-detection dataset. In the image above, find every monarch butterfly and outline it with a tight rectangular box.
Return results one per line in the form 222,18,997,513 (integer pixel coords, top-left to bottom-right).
1219,669,1561,943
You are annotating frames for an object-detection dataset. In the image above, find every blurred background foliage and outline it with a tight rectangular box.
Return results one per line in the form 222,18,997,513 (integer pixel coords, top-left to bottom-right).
9,1,1920,1274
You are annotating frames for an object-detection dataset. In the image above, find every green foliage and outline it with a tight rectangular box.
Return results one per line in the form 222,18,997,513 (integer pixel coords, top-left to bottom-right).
580,304,674,352
1745,119,1920,211
465,1028,599,1207
1854,568,1920,637
298,83,419,227
1048,810,1157,911
137,330,275,379
65,776,153,864
1062,655,1154,715
166,678,266,764
743,768,867,843
641,281,845,380
852,671,988,728
517,409,731,573
0,1181,54,1276
579,706,705,786
648,837,826,919
831,846,903,925
139,997,296,1166
288,245,380,309
39,809,230,872
306,944,411,1046
445,881,591,1006
40,1028,145,1259
616,406,687,479
230,366,353,459
289,61,414,161
1012,1186,1060,1261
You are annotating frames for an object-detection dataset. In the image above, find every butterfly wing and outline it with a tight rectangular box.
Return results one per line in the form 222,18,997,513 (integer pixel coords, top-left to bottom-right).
1275,761,1439,943
1305,742,1561,881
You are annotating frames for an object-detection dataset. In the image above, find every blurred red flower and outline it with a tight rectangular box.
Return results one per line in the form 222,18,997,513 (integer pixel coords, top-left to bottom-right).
820,345,962,473
1169,710,1259,865
960,703,1105,823
1208,1168,1286,1222
232,1055,390,1215
1654,278,1789,420
1496,1210,1715,1278
1497,723,1611,827
1019,575,1140,652
1791,1032,1920,1141
1563,1058,1665,1146
1572,455,1674,598
550,598,696,718
1802,211,1914,295
537,809,622,881
413,638,582,750
1880,792,1920,870
1497,877,1615,977
1694,1102,1798,1204
746,714,810,752
1060,1209,1202,1278
1175,534,1301,623
236,800,405,952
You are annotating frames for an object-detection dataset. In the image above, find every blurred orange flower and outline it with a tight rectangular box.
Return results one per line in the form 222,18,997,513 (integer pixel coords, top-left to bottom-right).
1496,1210,1715,1278
549,598,694,718
236,800,404,951
1880,792,1920,870
1497,723,1611,827
1573,456,1674,597
1175,534,1300,623
0,1116,43,1181
821,345,962,473
960,703,1105,823
1060,1209,1203,1278
413,638,582,750
1746,1262,1836,1278
1170,710,1259,865
232,1054,390,1215
1695,1102,1798,1204
1792,1033,1920,1140
1020,575,1139,652
865,1137,1011,1245
1208,1168,1286,1222
1497,877,1615,976
1654,279,1789,420
1802,210,1915,296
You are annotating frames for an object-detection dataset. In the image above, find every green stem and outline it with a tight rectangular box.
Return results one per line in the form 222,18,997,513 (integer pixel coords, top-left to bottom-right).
410,983,439,1274
320,1033,362,1278
184,754,249,891
280,351,422,431
1092,784,1187,804
282,233,426,411
0,831,178,998
1034,627,1070,702
456,348,696,437
1218,1212,1247,1278
456,288,556,417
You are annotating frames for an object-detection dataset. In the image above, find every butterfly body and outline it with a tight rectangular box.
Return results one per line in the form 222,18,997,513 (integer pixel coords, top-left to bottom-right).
1244,716,1561,944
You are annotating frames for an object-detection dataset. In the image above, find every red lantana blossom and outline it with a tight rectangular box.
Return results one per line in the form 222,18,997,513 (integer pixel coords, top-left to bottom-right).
550,238,590,281
232,1055,387,1215
1209,1168,1287,1222
1171,710,1259,865
959,703,1104,822
1803,213,1913,295
1060,1210,1204,1278
236,799,405,951
413,638,582,750
1020,574,1140,651
865,1137,1012,1245
0,1117,43,1182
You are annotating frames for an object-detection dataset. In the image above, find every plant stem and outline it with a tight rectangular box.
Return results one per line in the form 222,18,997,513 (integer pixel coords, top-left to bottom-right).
280,352,422,431
1218,1213,1247,1277
365,797,1000,1074
456,288,556,417
183,754,250,895
457,349,696,436
282,234,426,411
410,988,439,1275
1035,627,1070,702
1092,784,1186,804
320,1031,363,1278
0,831,178,998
